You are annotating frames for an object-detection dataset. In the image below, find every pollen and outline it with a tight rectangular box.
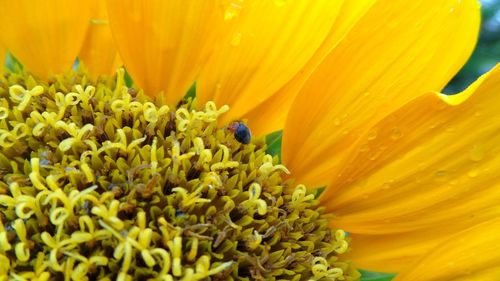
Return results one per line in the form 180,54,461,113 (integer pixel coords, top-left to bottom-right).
0,69,359,280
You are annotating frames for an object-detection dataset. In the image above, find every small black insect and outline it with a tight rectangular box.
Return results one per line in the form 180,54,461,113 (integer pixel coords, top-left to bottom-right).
228,122,251,144
175,209,186,218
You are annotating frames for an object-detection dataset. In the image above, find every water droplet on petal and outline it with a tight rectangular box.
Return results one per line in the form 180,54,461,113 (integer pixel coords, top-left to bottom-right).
224,1,243,20
435,170,448,182
390,127,403,140
334,118,341,126
230,32,242,46
469,144,485,162
436,170,446,177
367,130,377,140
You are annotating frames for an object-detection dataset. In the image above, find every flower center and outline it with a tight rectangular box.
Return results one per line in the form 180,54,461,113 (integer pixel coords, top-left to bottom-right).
0,69,358,280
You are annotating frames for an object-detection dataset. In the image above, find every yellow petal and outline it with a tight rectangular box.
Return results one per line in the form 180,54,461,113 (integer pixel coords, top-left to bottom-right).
394,219,500,281
79,0,120,76
196,0,345,128
0,42,6,72
243,1,377,136
0,0,92,79
324,63,500,230
346,227,462,272
105,0,227,104
282,0,480,188
319,64,500,271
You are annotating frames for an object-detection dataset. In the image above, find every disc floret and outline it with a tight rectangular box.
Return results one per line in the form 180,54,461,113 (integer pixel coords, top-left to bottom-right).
0,69,359,280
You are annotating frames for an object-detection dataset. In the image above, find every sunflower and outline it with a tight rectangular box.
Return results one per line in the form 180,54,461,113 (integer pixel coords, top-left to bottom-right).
0,0,499,280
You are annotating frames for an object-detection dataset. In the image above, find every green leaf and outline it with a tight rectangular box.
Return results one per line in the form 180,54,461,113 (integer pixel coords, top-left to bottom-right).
360,270,396,281
266,130,282,161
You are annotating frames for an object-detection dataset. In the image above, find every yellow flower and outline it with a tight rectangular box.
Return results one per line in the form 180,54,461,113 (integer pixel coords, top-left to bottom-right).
1,0,499,280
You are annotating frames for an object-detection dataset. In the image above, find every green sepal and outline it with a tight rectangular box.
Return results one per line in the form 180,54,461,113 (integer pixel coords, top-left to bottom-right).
124,68,134,87
5,52,23,72
184,82,196,99
265,130,282,161
360,270,396,281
